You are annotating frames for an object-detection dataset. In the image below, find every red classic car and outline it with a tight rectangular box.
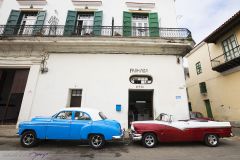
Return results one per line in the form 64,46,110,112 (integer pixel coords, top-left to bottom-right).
130,113,233,148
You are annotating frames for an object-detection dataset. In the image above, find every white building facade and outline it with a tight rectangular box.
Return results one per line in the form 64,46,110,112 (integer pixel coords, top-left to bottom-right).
0,0,194,128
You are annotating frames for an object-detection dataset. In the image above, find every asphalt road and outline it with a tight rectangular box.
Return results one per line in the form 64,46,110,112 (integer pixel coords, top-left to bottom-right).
0,137,240,160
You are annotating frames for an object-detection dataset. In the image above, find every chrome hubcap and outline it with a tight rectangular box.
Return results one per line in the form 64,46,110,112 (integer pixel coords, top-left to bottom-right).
145,135,155,146
23,133,34,146
91,135,103,147
208,135,217,145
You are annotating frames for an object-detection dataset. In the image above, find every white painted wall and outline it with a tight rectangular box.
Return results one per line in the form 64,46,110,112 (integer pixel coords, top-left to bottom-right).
17,54,189,129
0,0,177,27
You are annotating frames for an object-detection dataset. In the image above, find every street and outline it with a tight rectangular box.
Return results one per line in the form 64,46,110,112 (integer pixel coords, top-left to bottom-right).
0,137,240,160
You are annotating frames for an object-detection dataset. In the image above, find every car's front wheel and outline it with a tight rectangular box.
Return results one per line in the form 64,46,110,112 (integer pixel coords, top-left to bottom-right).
20,131,38,148
204,134,219,147
142,133,157,148
89,134,105,149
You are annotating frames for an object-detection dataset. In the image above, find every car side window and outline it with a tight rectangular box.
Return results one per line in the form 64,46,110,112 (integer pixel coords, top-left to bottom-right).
55,111,72,120
196,113,203,118
74,111,91,120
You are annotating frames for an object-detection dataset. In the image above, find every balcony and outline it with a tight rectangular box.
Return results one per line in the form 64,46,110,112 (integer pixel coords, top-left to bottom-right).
0,25,192,40
211,46,240,72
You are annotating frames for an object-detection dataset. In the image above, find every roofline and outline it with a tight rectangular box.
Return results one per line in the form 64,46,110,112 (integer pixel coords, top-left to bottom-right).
204,10,240,43
185,41,205,58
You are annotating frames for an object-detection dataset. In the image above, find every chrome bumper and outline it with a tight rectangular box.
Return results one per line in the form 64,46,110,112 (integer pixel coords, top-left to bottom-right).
112,130,125,140
129,131,142,141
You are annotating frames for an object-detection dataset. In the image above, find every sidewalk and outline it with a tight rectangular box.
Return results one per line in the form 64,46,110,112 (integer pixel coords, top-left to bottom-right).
0,125,17,137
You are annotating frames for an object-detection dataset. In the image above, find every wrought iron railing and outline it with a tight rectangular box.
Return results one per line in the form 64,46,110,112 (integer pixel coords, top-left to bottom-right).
0,25,192,39
211,46,240,68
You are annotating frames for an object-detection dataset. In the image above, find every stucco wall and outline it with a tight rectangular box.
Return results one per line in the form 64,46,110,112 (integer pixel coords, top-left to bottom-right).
186,25,240,121
0,0,177,27
17,53,189,129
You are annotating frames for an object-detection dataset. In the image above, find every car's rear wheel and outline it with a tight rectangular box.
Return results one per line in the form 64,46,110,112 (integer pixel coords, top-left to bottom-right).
204,134,219,147
20,131,38,148
89,134,105,149
142,133,157,148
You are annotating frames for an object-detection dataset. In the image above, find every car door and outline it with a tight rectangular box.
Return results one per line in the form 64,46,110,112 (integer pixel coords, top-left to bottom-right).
45,111,72,140
70,111,92,140
158,121,193,142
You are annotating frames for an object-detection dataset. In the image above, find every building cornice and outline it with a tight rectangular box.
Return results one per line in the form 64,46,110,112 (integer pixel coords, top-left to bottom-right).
0,37,194,57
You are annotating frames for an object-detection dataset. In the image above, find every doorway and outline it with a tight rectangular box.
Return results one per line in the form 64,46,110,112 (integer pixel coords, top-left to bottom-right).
128,90,153,127
0,69,29,124
204,99,213,118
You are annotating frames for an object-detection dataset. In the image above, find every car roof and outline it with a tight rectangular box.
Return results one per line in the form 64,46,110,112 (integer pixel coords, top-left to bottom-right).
60,107,102,121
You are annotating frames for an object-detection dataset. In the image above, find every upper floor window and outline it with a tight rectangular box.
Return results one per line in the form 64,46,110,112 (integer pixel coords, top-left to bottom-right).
132,14,149,37
195,62,202,75
199,82,207,94
222,35,240,61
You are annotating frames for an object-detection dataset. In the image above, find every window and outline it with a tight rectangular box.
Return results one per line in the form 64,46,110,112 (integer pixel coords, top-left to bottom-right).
129,75,153,84
70,89,82,107
132,14,149,37
222,35,240,61
195,62,202,75
199,82,207,94
55,111,72,120
74,111,91,120
18,12,38,35
76,12,94,35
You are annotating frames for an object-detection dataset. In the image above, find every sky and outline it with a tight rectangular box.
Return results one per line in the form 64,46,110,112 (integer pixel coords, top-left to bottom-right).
175,0,240,44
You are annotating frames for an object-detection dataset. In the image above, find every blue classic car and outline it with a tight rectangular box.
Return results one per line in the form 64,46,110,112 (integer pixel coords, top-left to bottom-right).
17,107,123,149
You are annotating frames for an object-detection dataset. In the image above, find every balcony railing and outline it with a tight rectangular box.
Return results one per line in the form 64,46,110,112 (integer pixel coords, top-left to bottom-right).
211,46,240,72
0,25,192,40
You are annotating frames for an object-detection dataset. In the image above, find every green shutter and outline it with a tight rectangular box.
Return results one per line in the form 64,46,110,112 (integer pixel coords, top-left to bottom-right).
199,82,207,94
123,11,132,37
93,11,103,36
149,13,159,37
64,10,77,36
4,10,21,35
33,11,46,35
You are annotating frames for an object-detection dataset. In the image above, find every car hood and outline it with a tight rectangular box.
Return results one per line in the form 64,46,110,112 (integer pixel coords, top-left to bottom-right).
31,116,52,122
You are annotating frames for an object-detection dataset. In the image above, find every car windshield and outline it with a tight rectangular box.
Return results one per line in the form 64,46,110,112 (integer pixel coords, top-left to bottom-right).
99,112,108,120
190,112,196,118
155,113,171,122
196,112,204,118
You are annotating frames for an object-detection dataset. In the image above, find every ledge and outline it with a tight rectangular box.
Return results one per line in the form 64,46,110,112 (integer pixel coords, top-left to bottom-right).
0,37,194,57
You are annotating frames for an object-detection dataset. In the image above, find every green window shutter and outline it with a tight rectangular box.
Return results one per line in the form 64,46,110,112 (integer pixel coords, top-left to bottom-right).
149,13,159,37
199,82,207,94
4,10,21,35
33,11,46,35
64,10,77,36
93,11,103,36
123,11,132,37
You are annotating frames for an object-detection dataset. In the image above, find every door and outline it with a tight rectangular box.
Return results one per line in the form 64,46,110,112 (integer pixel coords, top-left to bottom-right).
128,90,153,127
70,111,92,139
0,69,29,124
18,13,37,35
132,14,149,37
76,13,94,35
45,111,72,139
204,99,213,118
